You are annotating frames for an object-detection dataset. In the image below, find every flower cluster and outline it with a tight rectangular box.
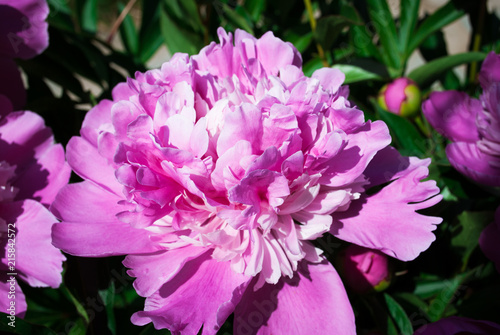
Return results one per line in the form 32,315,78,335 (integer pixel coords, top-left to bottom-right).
51,28,442,334
0,0,68,317
422,52,500,187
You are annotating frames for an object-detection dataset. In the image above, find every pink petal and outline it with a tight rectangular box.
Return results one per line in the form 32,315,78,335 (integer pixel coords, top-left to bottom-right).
0,274,26,318
1,200,64,288
50,181,123,223
217,103,263,157
131,252,252,335
320,120,391,187
14,143,70,205
256,31,298,76
422,91,481,143
363,146,431,187
312,68,345,93
233,261,355,335
52,219,159,257
124,246,208,297
446,141,500,187
80,99,114,146
0,111,52,163
331,165,442,261
66,136,123,195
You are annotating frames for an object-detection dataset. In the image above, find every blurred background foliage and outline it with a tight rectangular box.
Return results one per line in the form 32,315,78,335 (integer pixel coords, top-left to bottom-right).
2,0,500,334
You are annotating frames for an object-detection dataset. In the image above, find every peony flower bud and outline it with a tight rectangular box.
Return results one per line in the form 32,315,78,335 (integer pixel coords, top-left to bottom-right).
338,245,392,294
378,78,422,117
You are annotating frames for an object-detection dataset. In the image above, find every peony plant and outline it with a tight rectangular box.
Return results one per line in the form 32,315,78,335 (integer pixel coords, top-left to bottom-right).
51,28,442,334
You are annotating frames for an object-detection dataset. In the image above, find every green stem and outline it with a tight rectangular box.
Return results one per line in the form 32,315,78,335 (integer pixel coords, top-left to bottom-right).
303,0,328,66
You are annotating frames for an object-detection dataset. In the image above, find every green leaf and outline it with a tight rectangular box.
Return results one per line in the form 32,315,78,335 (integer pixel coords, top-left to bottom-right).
99,282,117,335
138,0,164,63
374,103,427,156
408,52,486,87
315,15,356,51
366,0,401,71
303,57,324,77
331,64,383,84
61,285,89,324
81,0,98,33
384,293,414,335
399,0,420,57
0,313,58,334
425,271,471,321
451,210,495,267
408,1,465,55
244,0,266,22
160,0,204,55
341,4,382,61
219,3,254,34
119,2,139,55
284,30,313,53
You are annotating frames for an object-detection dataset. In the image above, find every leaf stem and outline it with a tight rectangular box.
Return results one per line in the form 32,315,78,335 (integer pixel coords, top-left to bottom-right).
107,0,138,44
303,0,328,67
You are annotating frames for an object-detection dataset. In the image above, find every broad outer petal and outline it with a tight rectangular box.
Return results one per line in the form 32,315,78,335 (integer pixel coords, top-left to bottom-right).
0,0,49,59
331,166,442,261
0,273,26,318
52,218,159,257
0,200,64,288
0,57,25,110
363,146,430,188
124,246,209,298
131,252,252,335
14,143,70,206
446,141,500,187
422,91,481,143
66,136,123,195
50,181,124,223
233,261,355,335
479,207,500,273
414,316,500,335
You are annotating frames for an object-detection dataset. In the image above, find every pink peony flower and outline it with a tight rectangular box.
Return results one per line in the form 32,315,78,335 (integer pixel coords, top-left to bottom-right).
51,28,442,334
0,96,69,317
377,78,422,117
414,316,500,335
0,0,49,110
338,244,391,294
422,52,500,187
479,206,500,273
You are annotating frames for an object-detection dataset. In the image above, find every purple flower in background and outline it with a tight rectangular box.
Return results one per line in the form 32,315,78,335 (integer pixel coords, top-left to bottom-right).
479,206,500,273
51,28,441,334
414,316,500,335
0,97,69,317
0,0,49,109
422,52,500,187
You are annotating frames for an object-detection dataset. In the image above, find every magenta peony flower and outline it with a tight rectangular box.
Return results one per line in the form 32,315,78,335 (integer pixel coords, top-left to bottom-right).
338,244,391,294
422,52,500,187
377,77,422,117
0,96,69,317
414,316,500,335
0,0,49,109
479,206,500,273
51,28,442,334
